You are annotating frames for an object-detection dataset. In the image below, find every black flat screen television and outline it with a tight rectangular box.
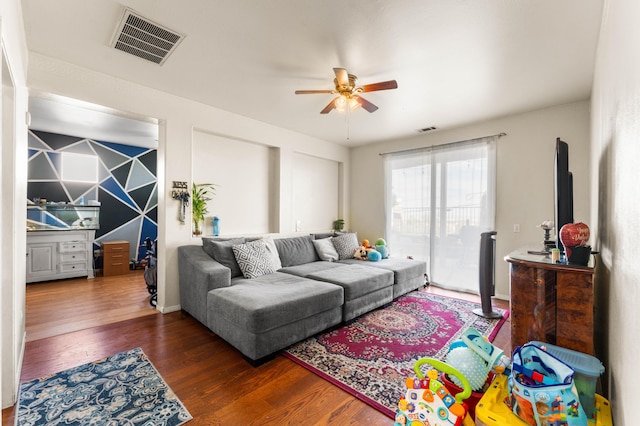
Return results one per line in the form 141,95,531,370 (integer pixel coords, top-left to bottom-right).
554,138,574,249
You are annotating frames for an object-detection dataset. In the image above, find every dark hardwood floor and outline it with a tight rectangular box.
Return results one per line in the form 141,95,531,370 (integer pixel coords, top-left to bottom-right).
2,271,510,425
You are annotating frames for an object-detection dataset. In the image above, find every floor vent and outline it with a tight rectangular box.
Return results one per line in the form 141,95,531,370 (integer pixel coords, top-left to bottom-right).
110,8,184,65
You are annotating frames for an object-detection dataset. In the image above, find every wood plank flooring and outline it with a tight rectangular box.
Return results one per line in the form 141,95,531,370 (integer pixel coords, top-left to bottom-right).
2,273,510,425
24,269,157,342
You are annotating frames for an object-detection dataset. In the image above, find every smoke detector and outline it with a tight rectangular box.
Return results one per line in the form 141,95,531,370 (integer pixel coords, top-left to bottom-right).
110,8,185,65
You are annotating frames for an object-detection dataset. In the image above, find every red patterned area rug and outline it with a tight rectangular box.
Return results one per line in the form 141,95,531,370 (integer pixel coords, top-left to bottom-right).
282,290,509,418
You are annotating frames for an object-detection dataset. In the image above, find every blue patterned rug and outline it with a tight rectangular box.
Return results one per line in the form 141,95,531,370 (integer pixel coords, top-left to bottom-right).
15,347,192,426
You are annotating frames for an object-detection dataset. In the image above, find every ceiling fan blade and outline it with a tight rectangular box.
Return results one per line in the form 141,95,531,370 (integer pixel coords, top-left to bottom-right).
320,97,338,114
333,68,349,87
361,80,398,92
295,90,335,95
353,95,379,113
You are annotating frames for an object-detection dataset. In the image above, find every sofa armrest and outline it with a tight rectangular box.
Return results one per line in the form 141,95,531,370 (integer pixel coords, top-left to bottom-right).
178,245,231,325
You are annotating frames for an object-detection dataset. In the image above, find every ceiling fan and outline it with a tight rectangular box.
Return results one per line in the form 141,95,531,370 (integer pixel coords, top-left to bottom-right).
295,68,398,114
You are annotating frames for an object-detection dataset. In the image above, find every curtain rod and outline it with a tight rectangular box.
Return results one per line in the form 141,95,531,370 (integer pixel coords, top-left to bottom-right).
378,132,507,156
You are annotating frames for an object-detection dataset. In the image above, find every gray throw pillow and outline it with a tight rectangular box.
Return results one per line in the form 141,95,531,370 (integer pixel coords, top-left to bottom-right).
232,240,278,279
202,237,246,278
332,232,359,260
312,237,339,262
273,235,319,267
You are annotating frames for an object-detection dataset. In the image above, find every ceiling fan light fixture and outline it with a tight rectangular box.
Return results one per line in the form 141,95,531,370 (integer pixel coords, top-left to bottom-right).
335,94,360,113
295,68,397,114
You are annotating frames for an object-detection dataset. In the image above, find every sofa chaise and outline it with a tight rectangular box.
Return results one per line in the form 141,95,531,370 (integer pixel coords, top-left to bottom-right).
178,233,426,363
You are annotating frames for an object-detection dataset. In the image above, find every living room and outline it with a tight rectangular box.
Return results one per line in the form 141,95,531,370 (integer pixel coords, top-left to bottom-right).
2,1,638,424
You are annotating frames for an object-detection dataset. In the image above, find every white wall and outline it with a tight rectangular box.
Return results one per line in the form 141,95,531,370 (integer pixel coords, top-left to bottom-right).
1,0,30,410
591,0,640,423
292,153,341,233
350,101,591,299
26,53,350,314
192,131,276,235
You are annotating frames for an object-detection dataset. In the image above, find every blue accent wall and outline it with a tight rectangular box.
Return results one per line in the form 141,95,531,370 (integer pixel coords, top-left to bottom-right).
27,130,158,262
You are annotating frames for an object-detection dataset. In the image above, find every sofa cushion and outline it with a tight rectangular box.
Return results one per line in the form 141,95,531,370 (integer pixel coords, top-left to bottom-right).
274,235,319,267
331,232,359,260
279,260,347,277
339,257,426,284
306,264,393,301
312,237,339,261
202,237,245,278
232,240,279,279
208,272,344,334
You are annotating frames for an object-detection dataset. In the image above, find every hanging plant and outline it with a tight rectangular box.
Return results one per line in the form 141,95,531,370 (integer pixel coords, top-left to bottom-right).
192,183,216,235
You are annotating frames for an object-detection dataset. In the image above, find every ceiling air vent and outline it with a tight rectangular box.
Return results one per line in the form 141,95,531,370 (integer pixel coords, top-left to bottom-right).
110,8,185,65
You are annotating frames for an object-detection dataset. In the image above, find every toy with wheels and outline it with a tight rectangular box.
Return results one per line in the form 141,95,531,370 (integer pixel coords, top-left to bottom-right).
394,357,474,426
445,327,509,391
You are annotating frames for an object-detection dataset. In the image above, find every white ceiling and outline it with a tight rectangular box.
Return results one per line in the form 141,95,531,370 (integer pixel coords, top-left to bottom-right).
22,0,603,147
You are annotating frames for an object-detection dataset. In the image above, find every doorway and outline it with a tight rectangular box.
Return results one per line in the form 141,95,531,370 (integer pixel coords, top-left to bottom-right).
25,94,160,338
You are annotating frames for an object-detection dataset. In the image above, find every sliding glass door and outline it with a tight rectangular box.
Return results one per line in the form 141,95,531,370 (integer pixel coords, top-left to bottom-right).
384,136,496,293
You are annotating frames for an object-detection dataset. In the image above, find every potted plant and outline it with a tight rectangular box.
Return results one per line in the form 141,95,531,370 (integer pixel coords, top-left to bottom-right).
333,219,345,232
192,183,216,236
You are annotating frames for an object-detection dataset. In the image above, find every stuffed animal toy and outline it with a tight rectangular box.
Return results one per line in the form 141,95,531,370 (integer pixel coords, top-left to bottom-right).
375,238,389,259
361,240,377,255
353,245,368,260
367,250,381,262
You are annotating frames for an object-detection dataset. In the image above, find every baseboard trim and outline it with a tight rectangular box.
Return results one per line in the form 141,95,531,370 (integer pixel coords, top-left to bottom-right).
159,304,181,314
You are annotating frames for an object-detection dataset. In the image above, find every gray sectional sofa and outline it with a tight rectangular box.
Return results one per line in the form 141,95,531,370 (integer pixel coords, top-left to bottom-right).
178,233,426,363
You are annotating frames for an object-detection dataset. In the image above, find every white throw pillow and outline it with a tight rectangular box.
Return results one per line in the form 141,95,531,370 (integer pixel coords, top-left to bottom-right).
312,237,339,262
260,236,282,270
232,240,278,279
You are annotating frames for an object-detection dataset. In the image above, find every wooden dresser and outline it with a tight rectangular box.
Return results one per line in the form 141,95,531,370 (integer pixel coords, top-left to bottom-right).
102,240,130,276
505,246,596,355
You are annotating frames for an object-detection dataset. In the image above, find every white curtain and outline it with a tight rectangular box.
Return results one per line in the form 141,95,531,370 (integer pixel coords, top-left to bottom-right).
383,136,497,293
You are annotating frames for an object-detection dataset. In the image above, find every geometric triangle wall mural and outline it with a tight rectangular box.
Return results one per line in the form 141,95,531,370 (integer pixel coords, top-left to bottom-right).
27,129,158,262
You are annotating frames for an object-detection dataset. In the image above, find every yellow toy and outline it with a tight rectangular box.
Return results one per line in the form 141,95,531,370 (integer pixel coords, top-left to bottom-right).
475,374,613,426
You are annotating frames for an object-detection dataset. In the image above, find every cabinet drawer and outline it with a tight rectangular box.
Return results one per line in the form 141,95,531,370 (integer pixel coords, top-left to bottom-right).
103,241,129,252
59,262,87,273
60,252,88,263
59,241,87,253
102,241,130,276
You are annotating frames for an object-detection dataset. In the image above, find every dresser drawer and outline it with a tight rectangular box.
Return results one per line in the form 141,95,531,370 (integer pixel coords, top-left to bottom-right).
59,251,88,263
59,241,87,253
59,262,87,273
101,240,131,276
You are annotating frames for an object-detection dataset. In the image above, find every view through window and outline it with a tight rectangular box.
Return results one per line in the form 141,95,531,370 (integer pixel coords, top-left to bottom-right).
383,136,497,293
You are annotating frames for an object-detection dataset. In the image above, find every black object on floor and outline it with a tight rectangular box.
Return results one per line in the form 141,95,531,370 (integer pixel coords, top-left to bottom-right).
473,231,502,319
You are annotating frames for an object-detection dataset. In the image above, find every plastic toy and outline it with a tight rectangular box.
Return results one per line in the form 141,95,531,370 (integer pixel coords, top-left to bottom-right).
394,358,474,426
475,374,613,426
445,327,508,391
